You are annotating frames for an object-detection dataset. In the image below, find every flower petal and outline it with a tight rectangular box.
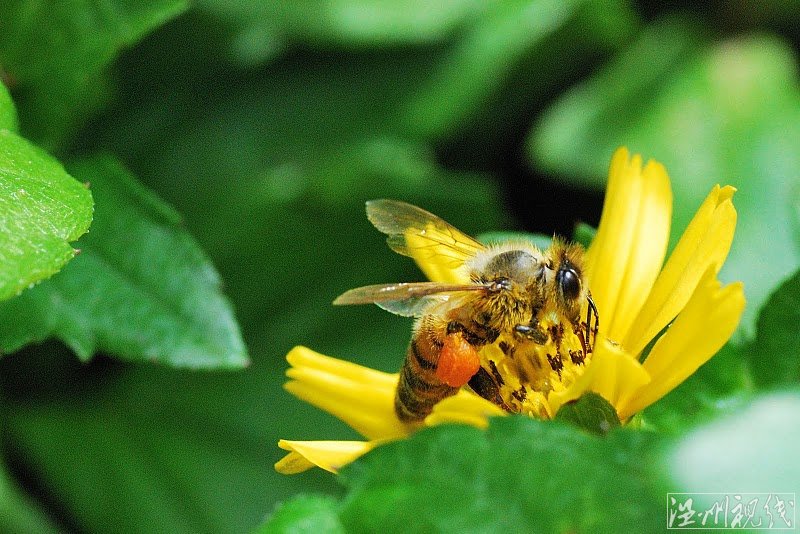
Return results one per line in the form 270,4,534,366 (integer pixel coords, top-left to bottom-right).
287,345,396,388
275,439,380,474
617,270,745,420
586,148,672,342
548,339,650,417
425,390,506,428
284,346,411,440
624,185,737,356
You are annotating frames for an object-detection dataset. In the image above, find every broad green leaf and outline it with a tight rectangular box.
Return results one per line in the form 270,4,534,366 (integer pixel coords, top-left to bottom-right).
0,0,189,149
746,269,800,388
339,420,666,532
528,20,800,337
0,81,17,132
0,130,93,301
267,393,799,532
555,391,621,435
269,418,668,533
259,495,344,534
0,155,247,368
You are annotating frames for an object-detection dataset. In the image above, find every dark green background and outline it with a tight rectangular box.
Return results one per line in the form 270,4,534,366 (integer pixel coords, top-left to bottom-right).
1,1,798,532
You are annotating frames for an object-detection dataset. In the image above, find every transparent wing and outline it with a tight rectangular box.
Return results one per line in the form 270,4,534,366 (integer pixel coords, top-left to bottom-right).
366,199,485,283
333,282,485,318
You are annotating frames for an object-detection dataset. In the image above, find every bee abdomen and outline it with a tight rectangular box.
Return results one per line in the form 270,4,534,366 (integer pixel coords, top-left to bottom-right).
395,339,458,422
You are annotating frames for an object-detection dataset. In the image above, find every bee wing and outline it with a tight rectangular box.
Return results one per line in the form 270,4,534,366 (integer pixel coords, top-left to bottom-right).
333,282,485,318
366,200,485,283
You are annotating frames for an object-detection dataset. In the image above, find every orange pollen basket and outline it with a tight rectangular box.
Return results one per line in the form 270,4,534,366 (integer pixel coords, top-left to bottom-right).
435,332,481,387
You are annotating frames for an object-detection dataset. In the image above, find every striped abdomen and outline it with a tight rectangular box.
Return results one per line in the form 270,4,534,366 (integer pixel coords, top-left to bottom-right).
394,317,483,422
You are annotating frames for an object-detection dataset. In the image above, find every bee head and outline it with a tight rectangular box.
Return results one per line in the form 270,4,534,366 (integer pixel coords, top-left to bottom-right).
556,260,581,302
550,239,587,324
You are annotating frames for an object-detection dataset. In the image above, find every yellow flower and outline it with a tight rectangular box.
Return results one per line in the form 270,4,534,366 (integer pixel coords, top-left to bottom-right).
275,147,745,474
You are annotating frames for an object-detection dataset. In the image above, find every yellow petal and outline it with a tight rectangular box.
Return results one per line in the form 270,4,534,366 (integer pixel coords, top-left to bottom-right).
425,390,506,428
287,345,396,389
624,186,737,356
275,439,381,474
284,346,411,440
617,271,745,420
585,148,672,342
548,339,650,417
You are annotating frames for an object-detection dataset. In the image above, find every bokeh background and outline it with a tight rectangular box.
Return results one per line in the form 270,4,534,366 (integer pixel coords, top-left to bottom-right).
1,1,798,532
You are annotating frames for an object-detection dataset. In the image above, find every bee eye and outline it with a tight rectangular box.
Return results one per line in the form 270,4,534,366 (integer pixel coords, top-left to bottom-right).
556,266,580,301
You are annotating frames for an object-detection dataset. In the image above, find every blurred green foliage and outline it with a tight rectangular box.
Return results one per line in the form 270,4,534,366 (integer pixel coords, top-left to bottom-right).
0,0,797,532
0,0,189,150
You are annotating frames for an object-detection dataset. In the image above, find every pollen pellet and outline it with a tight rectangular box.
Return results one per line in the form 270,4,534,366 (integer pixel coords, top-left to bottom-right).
436,333,480,387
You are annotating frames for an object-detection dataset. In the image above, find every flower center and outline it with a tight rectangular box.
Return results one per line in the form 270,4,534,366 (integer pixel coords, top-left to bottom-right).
476,312,591,419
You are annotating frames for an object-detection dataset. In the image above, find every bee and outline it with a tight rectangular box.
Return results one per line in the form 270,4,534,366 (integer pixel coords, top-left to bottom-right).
334,200,598,422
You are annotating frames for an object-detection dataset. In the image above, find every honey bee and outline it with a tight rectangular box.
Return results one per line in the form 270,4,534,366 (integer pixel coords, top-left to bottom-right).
334,200,598,422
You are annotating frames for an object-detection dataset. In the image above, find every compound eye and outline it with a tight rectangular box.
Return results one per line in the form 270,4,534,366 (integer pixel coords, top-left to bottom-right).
556,266,580,301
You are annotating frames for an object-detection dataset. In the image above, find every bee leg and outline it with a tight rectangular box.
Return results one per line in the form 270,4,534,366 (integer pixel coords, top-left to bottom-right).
575,325,589,358
585,294,599,353
468,366,514,413
446,320,497,346
513,323,548,344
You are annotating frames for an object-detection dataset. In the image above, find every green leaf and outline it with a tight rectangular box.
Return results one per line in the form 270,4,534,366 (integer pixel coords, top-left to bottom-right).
747,269,800,388
259,495,344,534
529,19,800,338
0,81,17,132
338,418,666,532
0,155,247,368
0,130,93,301
264,394,800,532
555,392,621,435
0,0,189,149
